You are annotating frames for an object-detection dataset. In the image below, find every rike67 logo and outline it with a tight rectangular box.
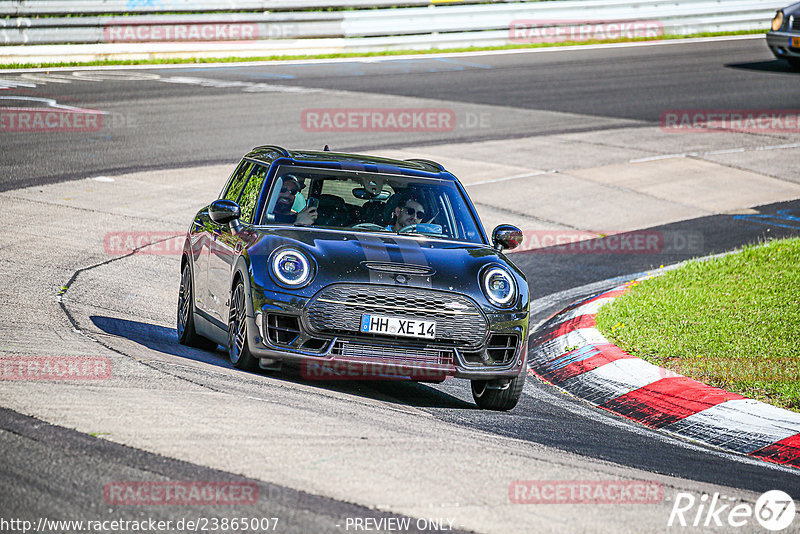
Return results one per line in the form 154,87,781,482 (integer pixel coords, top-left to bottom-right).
668,490,796,531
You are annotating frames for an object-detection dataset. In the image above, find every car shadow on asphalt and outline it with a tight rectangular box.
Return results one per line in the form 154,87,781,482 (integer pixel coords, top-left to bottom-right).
89,315,475,410
90,315,229,367
283,374,477,410
725,59,799,73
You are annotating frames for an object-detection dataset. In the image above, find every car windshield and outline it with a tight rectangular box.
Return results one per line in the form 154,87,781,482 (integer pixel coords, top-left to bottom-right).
259,165,485,244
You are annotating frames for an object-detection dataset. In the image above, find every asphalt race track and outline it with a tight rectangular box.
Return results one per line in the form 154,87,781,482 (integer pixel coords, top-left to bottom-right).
1,36,800,533
2,36,799,191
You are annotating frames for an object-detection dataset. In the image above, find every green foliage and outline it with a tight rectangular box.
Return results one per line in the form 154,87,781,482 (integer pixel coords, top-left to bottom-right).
238,166,268,224
596,238,800,411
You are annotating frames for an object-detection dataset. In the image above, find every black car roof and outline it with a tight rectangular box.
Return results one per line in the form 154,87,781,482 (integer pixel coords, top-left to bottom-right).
244,145,453,178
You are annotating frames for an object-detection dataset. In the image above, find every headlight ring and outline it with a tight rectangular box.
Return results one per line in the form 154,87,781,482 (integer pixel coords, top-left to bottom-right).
482,266,517,307
270,248,314,287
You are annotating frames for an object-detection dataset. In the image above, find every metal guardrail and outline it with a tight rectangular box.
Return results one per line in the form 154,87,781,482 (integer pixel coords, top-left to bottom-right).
1,13,345,44
343,0,783,37
1,0,436,15
0,0,784,58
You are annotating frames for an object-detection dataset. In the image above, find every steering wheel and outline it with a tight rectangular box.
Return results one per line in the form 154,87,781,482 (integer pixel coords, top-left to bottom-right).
397,224,418,233
351,222,385,230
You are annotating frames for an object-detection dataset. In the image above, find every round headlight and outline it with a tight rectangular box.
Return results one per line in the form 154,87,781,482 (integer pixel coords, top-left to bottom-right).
482,267,516,307
772,11,785,31
271,249,312,286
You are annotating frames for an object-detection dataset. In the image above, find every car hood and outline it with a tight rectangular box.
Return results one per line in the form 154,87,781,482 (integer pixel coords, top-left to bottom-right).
246,227,528,309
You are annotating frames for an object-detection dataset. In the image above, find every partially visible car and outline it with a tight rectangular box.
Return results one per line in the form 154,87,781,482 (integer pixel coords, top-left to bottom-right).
178,146,530,410
767,2,800,68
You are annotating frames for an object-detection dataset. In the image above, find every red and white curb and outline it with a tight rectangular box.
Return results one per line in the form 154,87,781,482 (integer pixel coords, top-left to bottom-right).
528,281,800,469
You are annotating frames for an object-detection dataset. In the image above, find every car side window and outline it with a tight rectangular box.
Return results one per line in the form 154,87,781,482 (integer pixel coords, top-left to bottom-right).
222,160,253,202
238,164,269,224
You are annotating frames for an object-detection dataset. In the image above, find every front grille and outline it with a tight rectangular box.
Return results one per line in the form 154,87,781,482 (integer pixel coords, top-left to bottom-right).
792,17,800,32
330,340,454,366
306,284,488,347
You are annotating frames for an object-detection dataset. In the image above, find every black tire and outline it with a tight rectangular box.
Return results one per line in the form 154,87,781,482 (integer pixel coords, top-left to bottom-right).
471,371,526,411
787,58,800,70
228,279,258,371
177,263,218,350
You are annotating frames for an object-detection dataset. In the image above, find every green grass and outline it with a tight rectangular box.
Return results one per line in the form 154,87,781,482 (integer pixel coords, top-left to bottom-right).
0,30,763,70
596,237,800,412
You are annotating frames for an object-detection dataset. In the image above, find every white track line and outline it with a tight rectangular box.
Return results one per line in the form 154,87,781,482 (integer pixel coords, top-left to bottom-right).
0,35,765,74
630,142,800,163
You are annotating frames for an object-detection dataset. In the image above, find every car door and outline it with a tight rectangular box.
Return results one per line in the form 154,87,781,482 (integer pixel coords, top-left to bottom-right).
207,162,269,325
189,210,216,316
201,160,253,324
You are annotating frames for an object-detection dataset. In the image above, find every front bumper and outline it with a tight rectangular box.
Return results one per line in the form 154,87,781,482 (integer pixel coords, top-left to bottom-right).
247,330,528,380
245,285,528,380
767,31,800,59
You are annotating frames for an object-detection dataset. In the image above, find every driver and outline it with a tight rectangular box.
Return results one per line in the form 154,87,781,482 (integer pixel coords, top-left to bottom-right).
387,194,426,232
273,174,317,226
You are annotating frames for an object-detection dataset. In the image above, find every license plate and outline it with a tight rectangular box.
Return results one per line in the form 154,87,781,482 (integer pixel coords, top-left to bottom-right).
360,314,436,339
792,37,800,48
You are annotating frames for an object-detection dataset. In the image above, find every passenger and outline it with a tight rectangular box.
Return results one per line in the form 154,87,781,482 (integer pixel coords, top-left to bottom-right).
272,174,317,226
387,194,426,232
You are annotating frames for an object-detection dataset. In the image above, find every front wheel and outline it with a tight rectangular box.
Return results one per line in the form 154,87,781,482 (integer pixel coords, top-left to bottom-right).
788,58,800,70
228,279,258,371
471,371,526,411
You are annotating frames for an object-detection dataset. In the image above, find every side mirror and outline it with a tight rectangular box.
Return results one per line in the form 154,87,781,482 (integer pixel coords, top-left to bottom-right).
209,199,241,225
492,225,523,251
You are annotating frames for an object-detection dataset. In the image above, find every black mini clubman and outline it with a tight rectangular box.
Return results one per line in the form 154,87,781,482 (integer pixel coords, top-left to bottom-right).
178,146,529,410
